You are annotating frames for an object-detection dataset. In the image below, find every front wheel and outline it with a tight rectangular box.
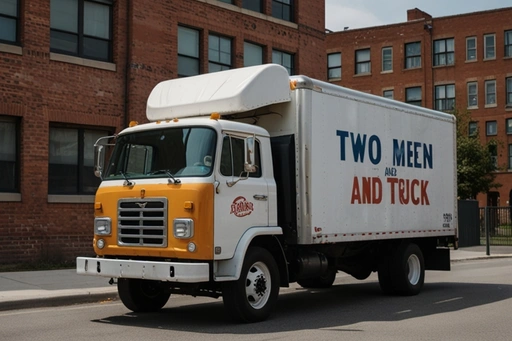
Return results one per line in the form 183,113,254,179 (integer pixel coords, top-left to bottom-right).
222,247,280,322
117,278,170,312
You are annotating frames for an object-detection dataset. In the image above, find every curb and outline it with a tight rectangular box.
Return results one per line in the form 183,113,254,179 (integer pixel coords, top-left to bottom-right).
0,290,118,312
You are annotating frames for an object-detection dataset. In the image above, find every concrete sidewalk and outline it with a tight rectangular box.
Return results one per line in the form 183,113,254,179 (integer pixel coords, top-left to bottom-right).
1,246,511,312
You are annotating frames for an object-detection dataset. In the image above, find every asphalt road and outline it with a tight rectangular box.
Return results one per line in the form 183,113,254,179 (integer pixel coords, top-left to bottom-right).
1,258,512,341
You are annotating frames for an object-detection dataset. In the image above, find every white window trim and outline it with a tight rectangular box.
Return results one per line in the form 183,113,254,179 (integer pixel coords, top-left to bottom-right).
485,80,497,107
465,36,477,62
484,34,496,60
467,81,478,109
381,47,393,73
486,121,497,136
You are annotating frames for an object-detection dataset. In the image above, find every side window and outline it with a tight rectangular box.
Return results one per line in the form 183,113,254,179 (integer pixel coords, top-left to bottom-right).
0,116,19,193
0,0,19,44
220,136,261,178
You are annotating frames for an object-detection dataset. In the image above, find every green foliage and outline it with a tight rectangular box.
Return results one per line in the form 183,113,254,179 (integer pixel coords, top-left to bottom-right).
455,110,501,199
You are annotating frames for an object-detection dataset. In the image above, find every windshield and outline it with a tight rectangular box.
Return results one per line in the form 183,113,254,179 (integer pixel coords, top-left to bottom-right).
105,127,217,180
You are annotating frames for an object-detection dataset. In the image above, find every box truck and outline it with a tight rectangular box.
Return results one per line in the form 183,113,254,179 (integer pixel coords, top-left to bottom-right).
77,64,457,322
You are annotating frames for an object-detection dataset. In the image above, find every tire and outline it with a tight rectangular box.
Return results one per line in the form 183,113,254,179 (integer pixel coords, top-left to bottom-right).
297,268,337,288
222,247,280,323
391,243,425,296
117,278,170,312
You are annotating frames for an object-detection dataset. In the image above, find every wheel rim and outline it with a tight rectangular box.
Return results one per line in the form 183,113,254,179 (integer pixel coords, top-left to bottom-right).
245,261,271,309
406,254,421,285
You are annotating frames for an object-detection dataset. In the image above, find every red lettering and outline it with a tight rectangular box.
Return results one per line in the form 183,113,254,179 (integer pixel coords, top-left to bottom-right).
399,179,410,205
411,179,420,205
387,177,398,204
372,177,382,204
421,180,430,205
351,177,361,204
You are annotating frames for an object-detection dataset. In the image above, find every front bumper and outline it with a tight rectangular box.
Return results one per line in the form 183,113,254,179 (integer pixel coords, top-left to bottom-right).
76,257,210,283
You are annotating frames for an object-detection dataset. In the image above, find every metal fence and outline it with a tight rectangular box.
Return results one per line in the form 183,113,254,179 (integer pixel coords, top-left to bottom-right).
479,207,512,246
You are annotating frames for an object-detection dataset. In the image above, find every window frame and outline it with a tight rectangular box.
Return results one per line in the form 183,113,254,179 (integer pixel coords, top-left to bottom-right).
405,87,422,106
434,84,456,112
0,0,19,44
433,38,455,66
484,33,496,60
486,120,497,136
507,77,512,107
48,125,110,195
220,135,262,178
272,0,292,22
485,79,497,106
244,41,264,67
178,26,200,77
405,42,421,69
272,49,294,75
382,47,392,72
506,118,512,135
466,36,477,61
505,30,512,58
0,116,20,193
383,89,394,99
327,52,341,80
509,144,512,170
242,0,262,13
355,48,371,75
208,33,232,73
50,0,113,62
469,121,478,136
467,81,478,108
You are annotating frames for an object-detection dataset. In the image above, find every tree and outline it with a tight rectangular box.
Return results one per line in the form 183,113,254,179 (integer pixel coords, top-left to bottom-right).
454,110,501,199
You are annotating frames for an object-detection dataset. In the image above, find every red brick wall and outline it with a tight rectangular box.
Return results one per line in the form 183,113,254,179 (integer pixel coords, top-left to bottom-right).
326,7,512,208
0,0,325,265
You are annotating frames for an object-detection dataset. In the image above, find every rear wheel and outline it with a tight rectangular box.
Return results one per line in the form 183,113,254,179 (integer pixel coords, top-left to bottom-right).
222,247,280,323
118,278,170,312
392,243,425,295
297,268,337,288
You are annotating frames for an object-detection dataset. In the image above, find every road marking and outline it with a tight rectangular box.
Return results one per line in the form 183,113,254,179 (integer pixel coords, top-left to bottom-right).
434,297,463,304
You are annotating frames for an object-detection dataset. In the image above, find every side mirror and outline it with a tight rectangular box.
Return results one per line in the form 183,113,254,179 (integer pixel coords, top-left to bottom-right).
244,136,256,173
93,136,116,179
94,145,105,178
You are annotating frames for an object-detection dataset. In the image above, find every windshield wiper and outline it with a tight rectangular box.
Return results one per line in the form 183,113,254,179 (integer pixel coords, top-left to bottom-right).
119,171,135,187
149,169,181,184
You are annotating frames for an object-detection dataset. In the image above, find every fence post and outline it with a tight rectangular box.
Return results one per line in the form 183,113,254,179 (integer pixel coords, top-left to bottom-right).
485,206,490,256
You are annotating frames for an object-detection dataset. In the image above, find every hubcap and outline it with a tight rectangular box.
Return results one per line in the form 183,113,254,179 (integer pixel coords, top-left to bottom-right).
245,261,271,309
406,254,421,285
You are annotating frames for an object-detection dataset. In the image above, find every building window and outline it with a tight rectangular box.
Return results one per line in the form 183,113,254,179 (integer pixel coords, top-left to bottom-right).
405,42,421,69
469,121,478,136
467,82,478,108
178,26,200,77
435,84,455,111
244,42,263,67
50,0,113,62
209,34,231,73
406,87,422,106
484,34,495,59
486,121,497,136
433,38,454,66
382,47,392,72
217,0,232,3
272,49,294,75
383,90,394,99
485,80,496,106
509,145,512,169
506,118,512,134
505,30,512,58
355,48,370,74
242,0,262,13
489,144,497,169
507,77,512,107
466,36,477,61
0,0,19,43
272,0,292,21
327,52,341,79
0,116,19,192
49,127,108,195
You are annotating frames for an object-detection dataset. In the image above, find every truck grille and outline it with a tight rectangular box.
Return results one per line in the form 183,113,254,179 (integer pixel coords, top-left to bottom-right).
117,198,168,247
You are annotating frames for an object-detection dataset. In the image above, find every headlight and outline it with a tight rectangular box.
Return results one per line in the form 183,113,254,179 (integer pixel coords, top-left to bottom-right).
94,217,111,235
174,218,194,239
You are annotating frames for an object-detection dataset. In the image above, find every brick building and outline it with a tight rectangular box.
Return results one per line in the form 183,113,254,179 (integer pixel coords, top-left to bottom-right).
0,0,326,265
326,7,512,208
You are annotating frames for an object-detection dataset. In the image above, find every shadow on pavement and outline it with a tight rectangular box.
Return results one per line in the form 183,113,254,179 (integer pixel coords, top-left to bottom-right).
92,281,512,334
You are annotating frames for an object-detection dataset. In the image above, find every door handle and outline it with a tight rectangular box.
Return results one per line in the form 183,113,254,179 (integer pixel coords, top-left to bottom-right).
253,194,268,201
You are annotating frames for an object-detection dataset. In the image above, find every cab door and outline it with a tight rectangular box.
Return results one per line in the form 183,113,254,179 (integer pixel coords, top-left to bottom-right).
213,134,269,260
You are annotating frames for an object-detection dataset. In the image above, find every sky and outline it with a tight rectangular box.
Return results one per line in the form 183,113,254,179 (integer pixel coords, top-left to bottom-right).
325,0,512,31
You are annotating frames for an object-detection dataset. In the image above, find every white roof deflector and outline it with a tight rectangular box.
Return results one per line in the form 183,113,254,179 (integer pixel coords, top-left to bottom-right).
146,64,292,121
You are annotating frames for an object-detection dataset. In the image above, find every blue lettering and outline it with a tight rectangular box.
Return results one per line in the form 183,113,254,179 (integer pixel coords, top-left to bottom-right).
407,141,413,167
393,139,405,167
414,142,421,168
424,144,433,169
368,135,381,165
351,133,367,163
336,130,349,160
394,139,433,169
